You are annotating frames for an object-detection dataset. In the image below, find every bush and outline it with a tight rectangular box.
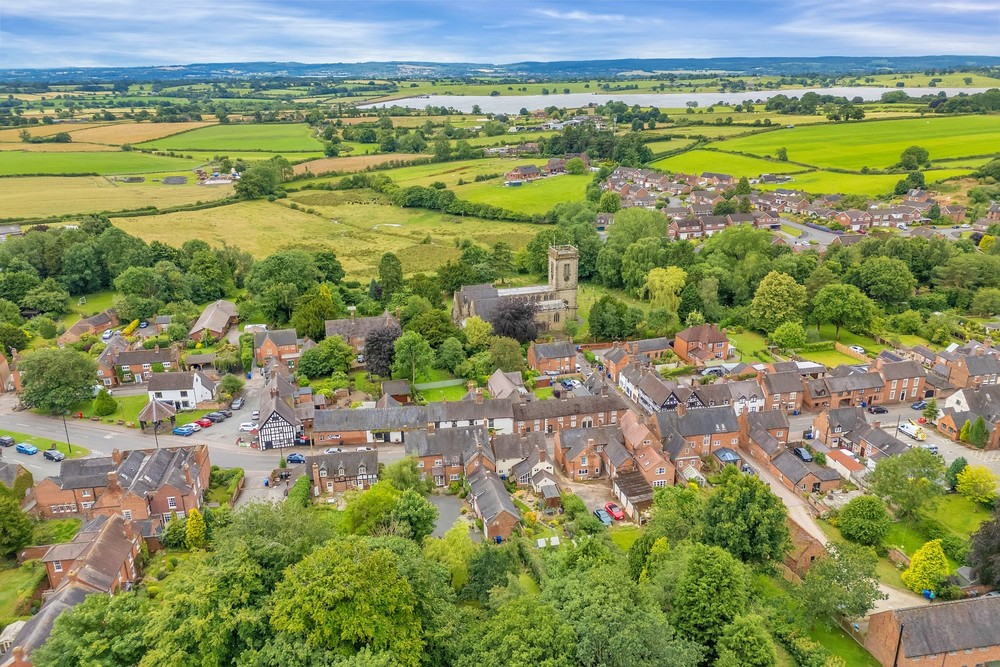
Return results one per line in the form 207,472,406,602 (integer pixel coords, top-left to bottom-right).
287,475,311,508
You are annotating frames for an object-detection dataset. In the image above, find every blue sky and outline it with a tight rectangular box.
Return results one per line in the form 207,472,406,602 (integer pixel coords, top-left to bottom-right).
0,1,997,69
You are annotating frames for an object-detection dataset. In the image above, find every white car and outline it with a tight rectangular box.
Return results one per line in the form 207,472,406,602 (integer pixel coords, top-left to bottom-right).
356,446,374,452
849,345,866,355
239,422,258,432
187,423,201,432
251,410,260,420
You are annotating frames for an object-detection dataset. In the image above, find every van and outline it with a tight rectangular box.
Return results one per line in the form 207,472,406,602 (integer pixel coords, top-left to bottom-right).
919,443,939,455
898,422,926,441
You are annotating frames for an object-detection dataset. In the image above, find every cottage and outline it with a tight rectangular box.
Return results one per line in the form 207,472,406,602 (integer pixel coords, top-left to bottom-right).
58,309,119,345
769,449,842,496
492,431,546,478
760,371,804,412
324,310,401,356
39,514,142,593
188,299,238,340
653,405,741,474
253,329,300,368
487,369,528,400
554,425,621,481
307,451,378,494
147,371,216,409
467,469,519,540
512,393,626,434
527,340,577,375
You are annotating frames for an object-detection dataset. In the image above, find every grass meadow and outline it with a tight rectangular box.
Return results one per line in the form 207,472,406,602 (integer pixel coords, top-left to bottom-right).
0,152,202,176
140,123,324,152
756,168,972,196
292,153,428,176
650,149,805,176
454,173,591,214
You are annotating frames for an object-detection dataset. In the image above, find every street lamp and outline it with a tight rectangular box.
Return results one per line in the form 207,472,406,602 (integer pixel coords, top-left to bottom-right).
60,410,73,454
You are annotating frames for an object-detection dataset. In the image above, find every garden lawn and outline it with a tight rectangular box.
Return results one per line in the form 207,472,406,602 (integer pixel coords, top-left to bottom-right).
32,518,82,545
533,386,554,400
609,525,642,551
419,385,468,402
797,349,864,368
729,330,768,356
715,116,1000,170
58,290,117,329
809,624,880,667
0,152,203,176
76,393,209,428
927,493,990,538
455,173,591,215
0,562,45,621
517,572,541,594
815,325,886,354
649,149,804,176
895,334,936,349
780,224,802,237
140,123,323,152
0,429,89,458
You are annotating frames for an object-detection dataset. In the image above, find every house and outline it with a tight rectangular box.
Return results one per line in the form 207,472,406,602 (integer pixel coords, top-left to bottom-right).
32,445,210,522
510,441,554,487
147,371,216,410
39,514,142,592
673,323,729,365
467,469,520,541
57,309,118,345
802,369,885,410
487,369,528,400
652,405,741,475
760,371,804,412
948,353,1000,389
324,310,401,356
833,209,873,231
93,334,129,387
307,450,378,494
312,405,429,446
874,359,927,403
989,200,1000,221
725,379,765,415
769,449,842,496
739,410,790,463
785,518,826,577
253,329,300,368
405,425,492,487
841,423,910,461
0,224,23,242
811,406,868,447
492,431,546,478
601,344,634,382
864,597,1000,667
620,411,674,487
511,392,627,435
505,164,542,182
553,425,621,481
380,379,412,404
256,377,301,450
0,583,90,667
112,346,179,386
626,337,673,361
527,340,577,374
188,299,238,340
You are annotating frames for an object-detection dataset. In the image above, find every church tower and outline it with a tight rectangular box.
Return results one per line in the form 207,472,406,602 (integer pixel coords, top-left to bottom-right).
547,245,579,320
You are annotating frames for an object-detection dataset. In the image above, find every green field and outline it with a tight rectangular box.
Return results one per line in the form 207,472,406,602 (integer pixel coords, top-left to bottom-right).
715,116,1000,170
140,123,324,152
645,138,699,155
182,150,326,163
455,173,590,214
757,168,972,196
364,157,550,189
0,152,202,176
650,149,804,176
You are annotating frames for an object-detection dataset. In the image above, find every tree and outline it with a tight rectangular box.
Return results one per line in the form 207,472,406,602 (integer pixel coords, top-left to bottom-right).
749,271,806,333
92,388,118,417
811,283,876,341
838,495,890,547
960,420,972,443
423,521,477,590
957,465,998,504
769,321,806,351
291,283,341,341
969,416,990,449
19,348,96,452
185,507,207,549
776,147,788,161
489,336,525,373
365,326,401,377
853,256,916,307
32,592,149,667
922,398,939,423
972,288,1000,316
871,447,945,519
565,157,586,175
219,374,245,399
598,191,621,213
589,294,642,340
901,539,949,594
462,316,493,354
21,278,69,314
437,336,466,374
298,336,355,379
703,469,789,565
344,481,402,535
383,458,424,492
670,543,749,655
969,510,1000,590
388,490,438,542
378,253,404,303
897,145,930,170
0,496,31,557
465,543,519,604
643,266,686,311
270,540,423,665
715,615,777,667
392,331,434,381
945,457,968,490
458,596,575,667
490,300,537,344
798,543,885,628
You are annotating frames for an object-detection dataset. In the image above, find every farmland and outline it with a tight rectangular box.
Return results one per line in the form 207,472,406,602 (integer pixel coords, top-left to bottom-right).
139,123,324,152
454,173,591,214
0,175,232,219
292,153,428,176
0,152,202,176
66,121,217,145
715,115,1000,170
756,168,972,196
650,149,805,176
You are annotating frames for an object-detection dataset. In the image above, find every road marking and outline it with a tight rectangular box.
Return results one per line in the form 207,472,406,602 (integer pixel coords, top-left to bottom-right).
15,423,31,428
104,434,114,439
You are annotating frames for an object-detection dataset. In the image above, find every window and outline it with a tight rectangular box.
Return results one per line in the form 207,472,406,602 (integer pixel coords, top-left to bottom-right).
154,391,163,398
53,561,63,573
889,391,896,400
713,439,720,446
434,459,443,467
82,502,93,509
653,480,667,488
326,482,333,492
450,474,460,481
417,461,424,468
358,465,367,476
142,364,151,370
578,469,588,476
82,489,90,498
487,419,495,428
580,456,588,466
338,467,345,477
891,380,898,389
180,391,188,398
655,467,666,475
167,497,177,509
123,509,132,520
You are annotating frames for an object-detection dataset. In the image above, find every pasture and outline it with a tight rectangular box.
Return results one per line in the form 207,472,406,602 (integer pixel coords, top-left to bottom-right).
454,173,591,215
0,176,232,219
649,149,804,176
715,116,1000,170
113,195,537,278
756,168,972,196
292,153,428,176
0,152,202,176
645,138,699,155
139,123,323,152
351,157,551,189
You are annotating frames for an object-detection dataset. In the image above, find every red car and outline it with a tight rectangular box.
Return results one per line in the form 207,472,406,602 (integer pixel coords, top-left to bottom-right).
604,502,625,521
194,418,213,428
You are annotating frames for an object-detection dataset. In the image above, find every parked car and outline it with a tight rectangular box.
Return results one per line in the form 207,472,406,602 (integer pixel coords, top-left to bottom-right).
44,449,65,462
356,354,365,364
187,423,202,432
286,453,306,464
356,446,374,452
205,413,225,423
849,345,866,355
138,321,148,329
324,447,343,454
173,426,195,436
793,447,813,462
251,410,260,420
575,363,582,372
218,408,233,418
231,398,245,410
911,400,928,410
194,418,213,428
15,443,38,455
604,502,625,521
0,436,14,447
593,508,613,526
868,405,888,414
239,422,258,432
294,435,309,446
101,330,113,340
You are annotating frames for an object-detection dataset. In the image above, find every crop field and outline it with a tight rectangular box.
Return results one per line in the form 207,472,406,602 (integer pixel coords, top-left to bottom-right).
650,149,804,176
0,124,106,142
756,168,972,196
354,157,550,189
0,152,202,176
645,138,699,155
857,71,1000,88
454,173,591,214
715,116,1000,170
185,150,326,164
0,176,232,219
139,123,323,152
667,125,767,139
292,153,427,176
0,142,120,152
67,121,217,145
113,195,536,277
933,156,997,168
458,131,559,147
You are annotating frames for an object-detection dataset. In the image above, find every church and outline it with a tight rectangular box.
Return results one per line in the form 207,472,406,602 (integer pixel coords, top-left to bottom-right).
453,245,579,332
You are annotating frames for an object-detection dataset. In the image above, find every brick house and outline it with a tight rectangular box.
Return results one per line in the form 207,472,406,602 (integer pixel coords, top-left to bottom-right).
947,353,1000,389
602,345,633,382
738,409,790,464
760,371,804,413
621,411,674,487
802,370,885,410
653,405,740,475
811,406,868,447
253,328,300,368
505,164,542,182
833,209,874,231
874,359,927,404
405,425,492,487
312,405,430,446
57,309,119,345
492,432,545,478
626,337,673,362
785,518,826,578
527,340,577,375
553,425,620,481
726,379,766,415
39,514,141,593
32,445,210,523
672,323,729,365
112,346,179,386
511,393,626,435
467,469,519,541
188,299,238,340
769,449,842,496
94,335,130,388
306,451,378,494
864,597,1000,667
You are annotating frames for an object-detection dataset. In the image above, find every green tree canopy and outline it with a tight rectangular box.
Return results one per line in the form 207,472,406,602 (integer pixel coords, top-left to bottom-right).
838,495,890,547
871,447,945,519
19,347,97,416
392,331,434,381
749,271,806,333
798,543,885,628
702,469,789,565
811,283,876,341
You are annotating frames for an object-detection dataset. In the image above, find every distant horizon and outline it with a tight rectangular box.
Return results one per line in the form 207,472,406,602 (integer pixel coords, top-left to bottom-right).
1,1,998,69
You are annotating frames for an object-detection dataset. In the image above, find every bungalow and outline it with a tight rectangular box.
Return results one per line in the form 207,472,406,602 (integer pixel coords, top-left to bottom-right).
672,323,729,365
307,451,378,494
467,469,520,541
527,340,577,375
147,371,216,410
505,165,542,182
58,309,119,345
188,299,238,341
769,449,842,496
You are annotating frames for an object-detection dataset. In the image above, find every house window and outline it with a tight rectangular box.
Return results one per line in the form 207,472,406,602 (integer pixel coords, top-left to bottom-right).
578,469,588,476
338,467,345,477
142,364,151,371
450,474,460,481
154,392,163,398
487,419,495,428
319,468,328,478
358,465,367,475
167,497,177,509
713,439,720,446
180,391,188,398
434,459,443,467
123,510,132,520
417,461,424,468
82,489,90,498
53,561,62,573
653,480,667,488
656,467,666,475
580,456,588,466
776,430,783,437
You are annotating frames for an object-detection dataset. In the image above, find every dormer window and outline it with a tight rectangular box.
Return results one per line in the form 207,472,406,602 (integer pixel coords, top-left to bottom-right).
319,468,328,478
338,466,345,477
358,465,367,475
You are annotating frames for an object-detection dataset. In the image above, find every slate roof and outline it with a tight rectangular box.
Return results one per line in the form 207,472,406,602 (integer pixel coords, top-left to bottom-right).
115,347,175,367
189,299,237,335
258,391,298,429
727,379,763,402
843,424,909,458
879,360,926,381
749,426,783,458
0,461,26,489
557,426,621,463
894,596,1000,658
115,446,202,497
532,341,576,360
656,405,739,438
253,328,298,349
487,369,526,399
692,383,732,407
313,405,428,432
183,353,216,366
147,370,216,394
763,371,804,395
0,582,90,664
771,450,840,484
824,371,884,394
50,457,116,490
324,311,400,342
602,346,629,365
381,379,411,396
675,323,727,344
512,393,625,422
306,450,377,479
492,432,545,461
630,337,672,354
426,398,514,423
823,406,867,433
403,425,490,463
960,354,1000,376
468,469,519,524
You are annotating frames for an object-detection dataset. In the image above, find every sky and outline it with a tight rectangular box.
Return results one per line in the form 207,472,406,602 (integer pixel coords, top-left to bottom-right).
0,0,998,69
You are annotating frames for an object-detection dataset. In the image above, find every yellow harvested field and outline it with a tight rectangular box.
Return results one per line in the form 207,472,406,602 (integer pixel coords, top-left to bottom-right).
0,176,233,218
0,142,119,152
69,122,217,145
0,124,109,142
293,153,426,175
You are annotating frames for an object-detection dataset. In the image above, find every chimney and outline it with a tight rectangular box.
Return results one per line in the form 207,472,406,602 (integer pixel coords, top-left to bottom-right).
123,517,135,541
348,305,356,321
270,387,279,399
183,462,192,486
676,403,687,417
537,447,546,463
872,420,881,429
111,448,123,465
154,344,159,353
475,389,484,405
107,470,120,491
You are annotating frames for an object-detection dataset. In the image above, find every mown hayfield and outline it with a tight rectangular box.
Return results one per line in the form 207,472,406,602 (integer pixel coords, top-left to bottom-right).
933,156,997,168
756,168,972,196
0,142,119,152
455,173,591,215
361,158,550,188
716,116,1000,170
292,153,427,176
668,125,767,139
68,121,217,145
649,149,804,176
140,123,323,152
0,151,202,176
0,176,232,219
0,124,115,142
114,196,535,278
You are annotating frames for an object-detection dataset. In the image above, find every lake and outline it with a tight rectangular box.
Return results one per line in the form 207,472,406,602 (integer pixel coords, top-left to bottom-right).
361,86,993,114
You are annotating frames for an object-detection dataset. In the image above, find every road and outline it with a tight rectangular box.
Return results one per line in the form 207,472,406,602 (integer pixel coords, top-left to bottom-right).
779,218,968,249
